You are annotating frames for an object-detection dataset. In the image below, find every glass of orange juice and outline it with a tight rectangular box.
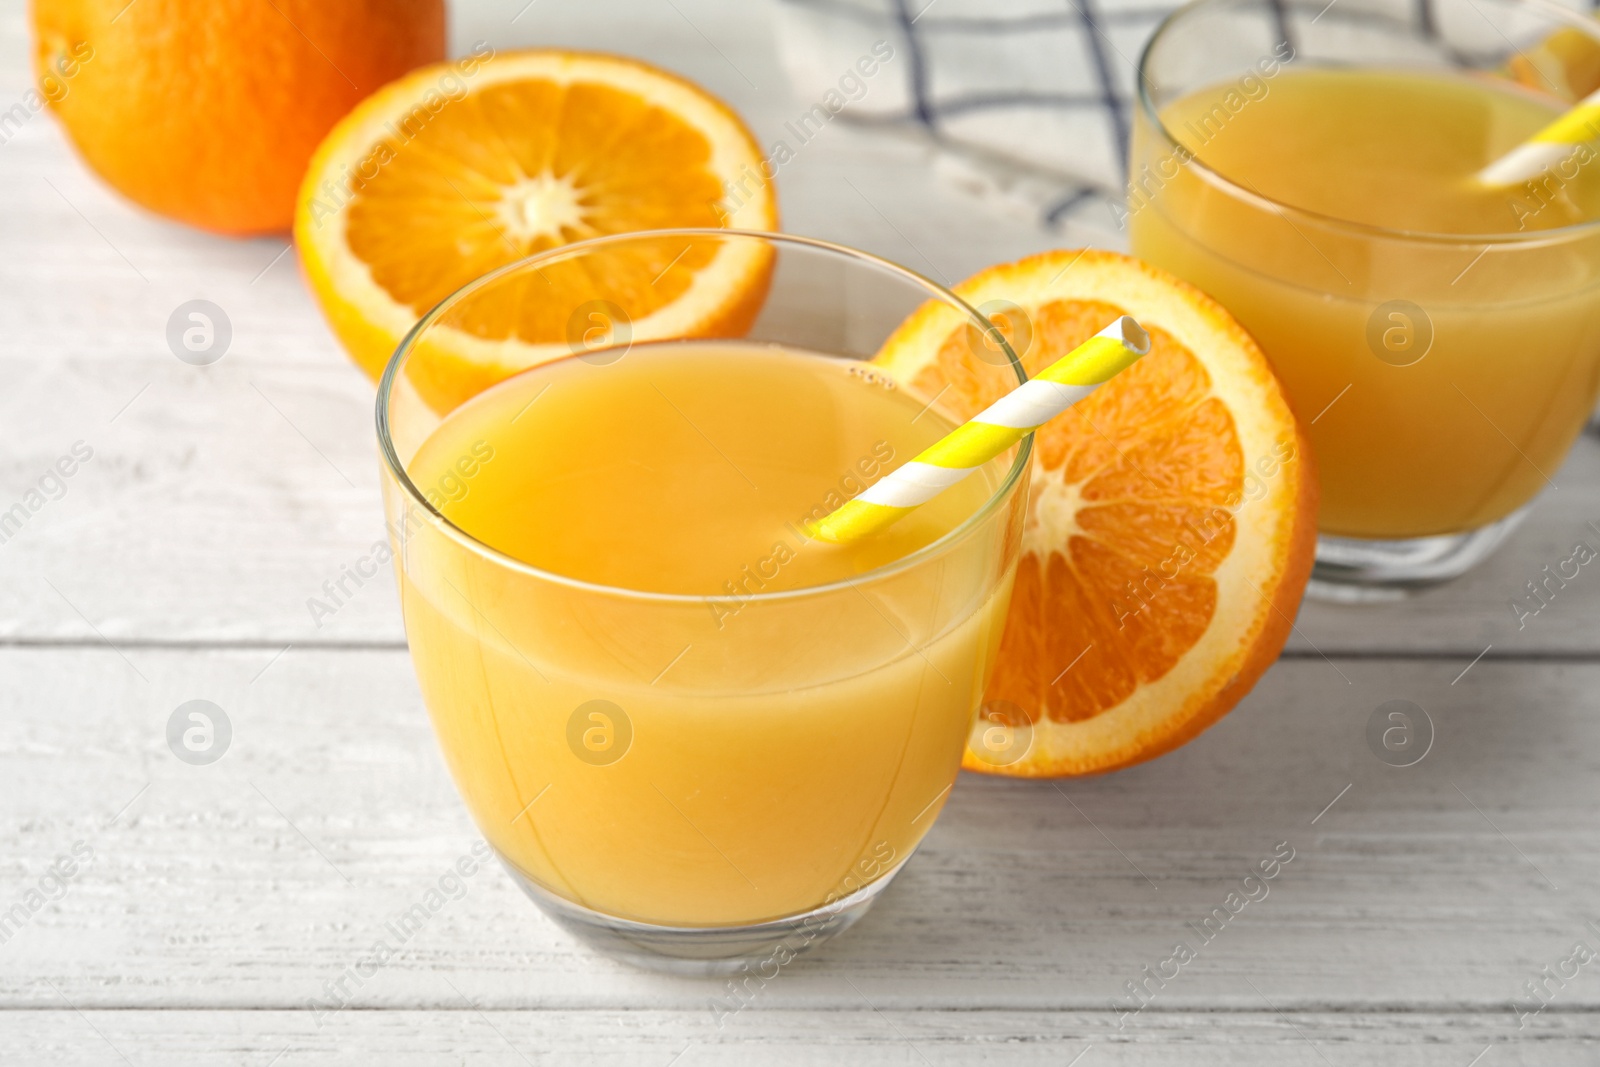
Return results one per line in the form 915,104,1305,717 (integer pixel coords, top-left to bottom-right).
375,230,1030,972
1129,0,1600,597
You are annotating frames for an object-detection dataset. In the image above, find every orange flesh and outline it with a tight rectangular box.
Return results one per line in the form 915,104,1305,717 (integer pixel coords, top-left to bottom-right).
910,299,1245,725
343,79,726,333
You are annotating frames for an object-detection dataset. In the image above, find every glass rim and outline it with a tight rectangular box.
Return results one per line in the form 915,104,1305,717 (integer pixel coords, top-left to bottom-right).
374,227,1033,605
1135,0,1600,246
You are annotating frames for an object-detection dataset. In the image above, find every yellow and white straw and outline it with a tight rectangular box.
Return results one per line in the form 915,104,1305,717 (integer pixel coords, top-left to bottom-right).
1478,87,1600,187
808,315,1151,544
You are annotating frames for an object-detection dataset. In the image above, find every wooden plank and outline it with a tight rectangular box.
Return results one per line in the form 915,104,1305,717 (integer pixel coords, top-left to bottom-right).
1289,438,1600,658
3,647,1597,1013
0,1009,1592,1066
0,353,400,644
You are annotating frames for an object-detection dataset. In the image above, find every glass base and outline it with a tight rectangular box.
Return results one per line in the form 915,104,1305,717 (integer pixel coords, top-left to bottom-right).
496,850,910,975
1307,507,1529,602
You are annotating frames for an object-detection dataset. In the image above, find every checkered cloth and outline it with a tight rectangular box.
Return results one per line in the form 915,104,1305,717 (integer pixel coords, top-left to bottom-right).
774,0,1179,238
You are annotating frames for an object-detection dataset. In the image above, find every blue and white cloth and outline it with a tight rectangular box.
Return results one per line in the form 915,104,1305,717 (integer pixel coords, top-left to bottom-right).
775,0,1179,237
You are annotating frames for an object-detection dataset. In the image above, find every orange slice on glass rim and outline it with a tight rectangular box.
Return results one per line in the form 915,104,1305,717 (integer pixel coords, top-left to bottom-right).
874,250,1318,776
294,49,777,410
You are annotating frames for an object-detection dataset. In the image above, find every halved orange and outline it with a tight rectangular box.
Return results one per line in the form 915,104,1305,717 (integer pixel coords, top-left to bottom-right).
874,251,1317,776
294,49,777,409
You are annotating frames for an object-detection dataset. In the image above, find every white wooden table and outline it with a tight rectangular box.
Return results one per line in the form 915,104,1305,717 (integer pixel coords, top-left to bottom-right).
4,1,1600,1062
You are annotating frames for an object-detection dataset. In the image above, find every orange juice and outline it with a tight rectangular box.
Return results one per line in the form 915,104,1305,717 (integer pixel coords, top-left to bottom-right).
394,341,1017,926
1131,68,1600,538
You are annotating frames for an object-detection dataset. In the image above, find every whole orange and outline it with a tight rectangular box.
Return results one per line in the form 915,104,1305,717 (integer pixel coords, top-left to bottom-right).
31,0,445,235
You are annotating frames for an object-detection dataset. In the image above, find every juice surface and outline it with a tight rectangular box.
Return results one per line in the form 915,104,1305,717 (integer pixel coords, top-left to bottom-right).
395,341,1018,926
1132,68,1600,538
1163,68,1600,234
411,341,996,593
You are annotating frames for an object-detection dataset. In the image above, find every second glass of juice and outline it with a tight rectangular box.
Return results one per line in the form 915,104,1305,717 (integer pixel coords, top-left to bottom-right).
376,231,1030,971
1130,0,1600,596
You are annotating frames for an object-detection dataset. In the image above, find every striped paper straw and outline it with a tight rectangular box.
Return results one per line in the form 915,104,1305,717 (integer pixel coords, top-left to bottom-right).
807,315,1151,544
1479,87,1600,187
